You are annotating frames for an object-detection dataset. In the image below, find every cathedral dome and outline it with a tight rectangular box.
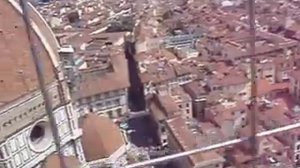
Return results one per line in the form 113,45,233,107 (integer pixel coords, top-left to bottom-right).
42,154,81,168
0,0,57,106
80,113,124,161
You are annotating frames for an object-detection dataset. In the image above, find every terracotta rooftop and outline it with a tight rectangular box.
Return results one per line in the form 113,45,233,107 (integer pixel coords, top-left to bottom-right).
0,0,55,106
167,116,225,166
156,94,181,117
149,86,191,119
42,154,81,168
139,61,176,84
229,148,253,165
258,102,292,129
135,49,161,63
135,48,178,62
183,80,207,99
148,97,168,121
207,69,248,87
272,93,299,116
80,113,124,161
169,86,192,103
207,101,248,126
257,80,272,97
74,46,130,99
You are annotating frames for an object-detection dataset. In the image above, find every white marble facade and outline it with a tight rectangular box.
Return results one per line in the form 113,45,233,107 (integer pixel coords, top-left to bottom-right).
0,85,86,168
0,1,87,167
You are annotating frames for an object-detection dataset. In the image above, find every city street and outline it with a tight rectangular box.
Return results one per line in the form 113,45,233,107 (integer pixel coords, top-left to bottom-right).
128,115,160,147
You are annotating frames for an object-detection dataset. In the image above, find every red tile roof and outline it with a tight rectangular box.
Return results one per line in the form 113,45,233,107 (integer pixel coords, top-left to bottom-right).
167,116,225,166
0,0,55,105
257,80,289,97
80,113,124,161
42,154,81,168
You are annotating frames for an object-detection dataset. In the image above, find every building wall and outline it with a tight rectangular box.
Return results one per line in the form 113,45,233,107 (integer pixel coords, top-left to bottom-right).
293,136,300,162
145,38,163,50
167,128,223,168
258,65,276,84
290,77,300,102
244,62,275,83
233,113,247,132
176,100,192,120
0,83,59,143
221,120,235,139
276,70,291,83
258,138,273,155
157,121,168,147
192,98,206,120
210,82,248,99
167,132,193,168
76,88,128,119
182,85,207,120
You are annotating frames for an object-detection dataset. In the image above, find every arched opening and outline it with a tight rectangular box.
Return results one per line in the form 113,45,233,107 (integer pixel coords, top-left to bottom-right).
30,125,45,144
29,121,53,152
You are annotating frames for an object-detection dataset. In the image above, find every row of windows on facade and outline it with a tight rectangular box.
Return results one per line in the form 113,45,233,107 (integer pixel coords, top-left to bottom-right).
86,99,124,116
0,133,35,161
212,83,245,92
169,75,192,85
55,109,68,125
0,131,29,159
95,108,123,118
95,98,122,109
0,147,38,168
296,143,300,151
150,75,192,88
294,142,300,162
77,89,126,105
0,159,14,168
178,103,190,109
178,103,191,118
1,131,41,159
144,75,192,94
43,108,75,139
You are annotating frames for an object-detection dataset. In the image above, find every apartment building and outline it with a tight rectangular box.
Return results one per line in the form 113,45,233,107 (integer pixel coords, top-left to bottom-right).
147,86,192,147
166,117,225,168
289,70,300,102
71,34,130,119
148,98,171,148
137,49,194,96
205,101,248,139
183,80,208,120
157,86,193,119
206,66,249,99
